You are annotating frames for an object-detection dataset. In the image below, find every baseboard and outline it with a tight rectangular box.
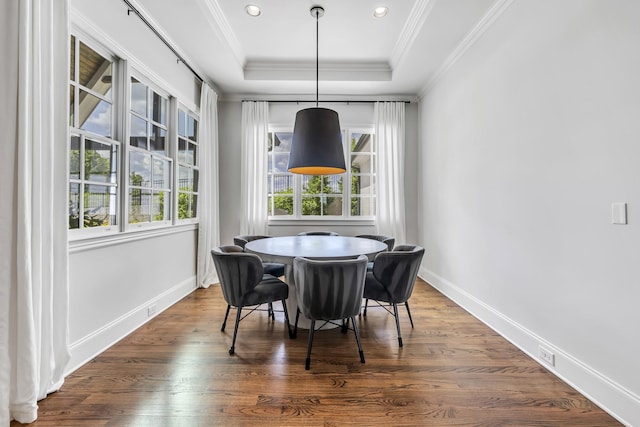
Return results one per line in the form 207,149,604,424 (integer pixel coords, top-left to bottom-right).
66,276,197,375
418,266,639,427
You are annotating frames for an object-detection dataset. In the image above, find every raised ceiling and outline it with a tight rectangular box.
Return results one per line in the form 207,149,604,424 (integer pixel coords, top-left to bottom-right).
128,0,508,100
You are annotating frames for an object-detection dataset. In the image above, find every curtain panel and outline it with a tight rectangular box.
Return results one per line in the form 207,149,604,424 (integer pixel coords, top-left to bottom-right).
0,0,71,424
240,101,269,235
197,84,220,288
375,101,407,245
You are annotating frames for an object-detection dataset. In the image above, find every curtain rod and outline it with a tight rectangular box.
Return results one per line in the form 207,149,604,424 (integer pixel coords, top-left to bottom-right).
122,0,204,83
242,100,411,104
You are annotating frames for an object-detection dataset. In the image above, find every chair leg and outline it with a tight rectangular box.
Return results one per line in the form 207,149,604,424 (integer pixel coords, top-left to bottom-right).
341,318,349,333
392,303,403,347
405,300,414,328
305,320,316,370
351,316,365,364
268,302,275,320
363,298,369,316
221,304,231,332
229,307,242,355
281,299,294,339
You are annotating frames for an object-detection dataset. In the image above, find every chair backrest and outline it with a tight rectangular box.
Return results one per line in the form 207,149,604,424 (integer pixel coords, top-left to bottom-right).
297,231,340,236
371,245,425,303
355,234,395,252
233,235,271,250
211,245,264,306
293,255,368,321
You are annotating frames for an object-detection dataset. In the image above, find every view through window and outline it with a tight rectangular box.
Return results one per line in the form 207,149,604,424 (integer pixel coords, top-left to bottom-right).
267,130,375,219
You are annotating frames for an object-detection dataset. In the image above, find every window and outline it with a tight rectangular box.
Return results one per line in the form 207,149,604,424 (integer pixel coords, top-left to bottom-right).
128,77,172,224
68,35,119,231
177,109,199,220
267,129,375,219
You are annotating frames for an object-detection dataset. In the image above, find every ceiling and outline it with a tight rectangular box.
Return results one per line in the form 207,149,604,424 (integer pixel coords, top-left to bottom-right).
132,0,500,100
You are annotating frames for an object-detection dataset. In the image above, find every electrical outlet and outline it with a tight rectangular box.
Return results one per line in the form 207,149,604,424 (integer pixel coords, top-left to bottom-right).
539,346,555,366
147,304,157,317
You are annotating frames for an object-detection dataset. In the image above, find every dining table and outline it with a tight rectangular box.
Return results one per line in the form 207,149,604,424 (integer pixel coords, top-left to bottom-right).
245,235,388,329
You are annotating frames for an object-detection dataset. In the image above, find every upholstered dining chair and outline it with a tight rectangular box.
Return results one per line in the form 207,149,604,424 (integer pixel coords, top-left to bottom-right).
362,245,425,347
297,231,340,236
355,234,395,271
355,234,395,252
233,235,285,277
233,235,286,320
293,255,368,370
211,245,292,355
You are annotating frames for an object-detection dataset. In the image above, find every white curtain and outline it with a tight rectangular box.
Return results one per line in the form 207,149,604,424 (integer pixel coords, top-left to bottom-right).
240,101,269,235
0,0,71,425
197,83,221,288
375,101,407,245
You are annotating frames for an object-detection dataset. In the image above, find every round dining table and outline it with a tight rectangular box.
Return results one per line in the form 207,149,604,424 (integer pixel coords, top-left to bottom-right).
245,235,388,329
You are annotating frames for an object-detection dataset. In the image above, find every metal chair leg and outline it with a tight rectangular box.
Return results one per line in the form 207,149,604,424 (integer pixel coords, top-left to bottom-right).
405,300,414,328
281,299,294,339
393,303,403,347
305,320,316,370
363,298,369,316
341,318,349,333
229,307,242,355
268,302,275,320
352,316,365,363
221,304,231,332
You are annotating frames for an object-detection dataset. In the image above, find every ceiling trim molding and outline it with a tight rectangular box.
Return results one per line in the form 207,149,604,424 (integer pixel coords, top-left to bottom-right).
244,61,392,82
197,0,245,67
219,93,419,103
389,0,438,71
418,0,516,98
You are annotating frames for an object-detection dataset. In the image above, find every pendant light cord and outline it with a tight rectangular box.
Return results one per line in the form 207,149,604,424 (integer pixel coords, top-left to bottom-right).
315,8,319,108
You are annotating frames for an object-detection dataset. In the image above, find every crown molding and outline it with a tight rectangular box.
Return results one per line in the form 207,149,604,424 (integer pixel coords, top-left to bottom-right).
243,60,392,82
219,93,419,103
390,0,438,71
418,0,516,98
198,0,245,68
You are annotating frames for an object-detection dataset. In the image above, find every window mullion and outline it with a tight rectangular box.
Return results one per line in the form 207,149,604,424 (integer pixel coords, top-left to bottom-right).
78,134,85,226
343,129,350,217
120,59,131,230
294,173,302,218
170,98,179,224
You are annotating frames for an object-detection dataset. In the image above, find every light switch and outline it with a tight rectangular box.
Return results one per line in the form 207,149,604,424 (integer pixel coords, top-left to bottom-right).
612,202,627,225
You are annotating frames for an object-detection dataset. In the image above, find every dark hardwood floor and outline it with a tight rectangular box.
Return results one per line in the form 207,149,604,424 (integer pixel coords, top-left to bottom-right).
17,279,620,426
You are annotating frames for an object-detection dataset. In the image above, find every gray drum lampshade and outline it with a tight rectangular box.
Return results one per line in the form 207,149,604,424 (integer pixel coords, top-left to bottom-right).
288,107,346,175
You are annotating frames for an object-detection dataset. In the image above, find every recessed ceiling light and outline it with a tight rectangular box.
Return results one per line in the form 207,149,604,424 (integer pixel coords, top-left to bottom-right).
373,7,388,18
245,5,261,17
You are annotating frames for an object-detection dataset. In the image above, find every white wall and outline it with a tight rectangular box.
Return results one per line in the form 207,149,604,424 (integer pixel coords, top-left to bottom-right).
71,0,200,110
68,0,201,373
217,101,420,244
418,1,640,424
218,101,243,245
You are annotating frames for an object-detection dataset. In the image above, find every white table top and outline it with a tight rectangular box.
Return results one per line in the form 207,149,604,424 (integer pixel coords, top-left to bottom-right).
245,235,387,264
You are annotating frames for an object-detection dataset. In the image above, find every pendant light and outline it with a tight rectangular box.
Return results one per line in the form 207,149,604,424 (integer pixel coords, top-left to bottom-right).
288,6,346,175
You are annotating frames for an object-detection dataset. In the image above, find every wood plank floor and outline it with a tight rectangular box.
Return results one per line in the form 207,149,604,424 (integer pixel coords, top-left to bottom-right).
17,279,621,426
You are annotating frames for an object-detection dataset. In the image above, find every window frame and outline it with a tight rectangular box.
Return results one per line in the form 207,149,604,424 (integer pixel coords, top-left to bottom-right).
125,71,174,230
68,34,122,238
267,126,376,223
175,104,200,224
